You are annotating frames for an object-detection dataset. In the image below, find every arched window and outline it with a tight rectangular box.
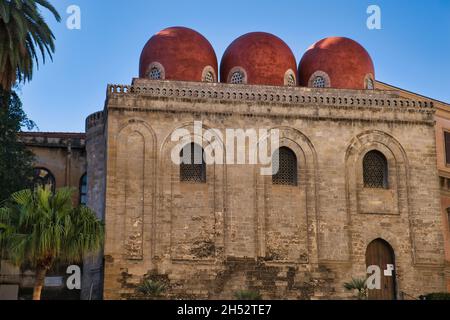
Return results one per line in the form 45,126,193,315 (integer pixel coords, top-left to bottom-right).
312,76,326,88
230,71,244,84
287,74,296,86
284,70,296,87
149,67,162,80
228,67,247,84
147,62,165,80
204,71,215,83
366,77,374,90
32,168,56,193
272,147,298,186
309,71,330,88
202,66,216,83
180,143,206,183
363,150,388,188
79,173,87,205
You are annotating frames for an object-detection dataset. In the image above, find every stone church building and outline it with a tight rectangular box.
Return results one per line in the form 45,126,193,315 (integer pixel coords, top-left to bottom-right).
1,27,450,300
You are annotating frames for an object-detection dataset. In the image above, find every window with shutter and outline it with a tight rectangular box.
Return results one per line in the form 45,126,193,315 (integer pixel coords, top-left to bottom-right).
445,131,450,165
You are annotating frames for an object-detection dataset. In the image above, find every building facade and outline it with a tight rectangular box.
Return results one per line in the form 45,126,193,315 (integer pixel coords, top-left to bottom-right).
96,79,446,300
2,27,449,300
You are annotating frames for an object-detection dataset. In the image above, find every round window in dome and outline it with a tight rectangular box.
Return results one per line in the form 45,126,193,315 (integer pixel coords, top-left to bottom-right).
202,66,216,83
307,71,331,88
284,70,297,87
287,75,296,87
366,77,374,90
204,72,215,83
312,76,326,88
146,62,165,80
227,67,247,84
149,67,162,80
230,71,244,84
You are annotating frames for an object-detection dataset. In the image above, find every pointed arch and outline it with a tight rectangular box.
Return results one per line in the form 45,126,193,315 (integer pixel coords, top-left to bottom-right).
108,119,157,261
366,238,397,300
254,126,319,263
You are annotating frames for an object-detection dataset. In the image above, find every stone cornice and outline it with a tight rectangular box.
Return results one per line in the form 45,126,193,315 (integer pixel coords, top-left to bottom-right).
105,79,435,125
19,132,86,149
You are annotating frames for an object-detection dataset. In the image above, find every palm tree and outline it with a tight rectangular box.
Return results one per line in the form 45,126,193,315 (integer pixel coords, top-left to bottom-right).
344,277,368,300
0,0,61,91
0,186,104,300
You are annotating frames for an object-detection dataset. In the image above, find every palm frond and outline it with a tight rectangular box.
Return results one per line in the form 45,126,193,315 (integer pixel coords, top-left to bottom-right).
0,187,104,270
0,0,60,90
344,277,367,290
343,277,368,300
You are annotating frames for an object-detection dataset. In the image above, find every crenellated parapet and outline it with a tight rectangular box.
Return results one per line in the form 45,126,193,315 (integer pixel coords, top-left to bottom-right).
106,79,435,125
85,110,105,132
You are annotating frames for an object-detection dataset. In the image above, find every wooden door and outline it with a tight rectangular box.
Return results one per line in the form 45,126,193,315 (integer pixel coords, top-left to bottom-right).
366,239,396,300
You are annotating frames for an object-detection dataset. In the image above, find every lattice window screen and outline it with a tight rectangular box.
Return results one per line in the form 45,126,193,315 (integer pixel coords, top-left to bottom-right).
230,71,244,84
287,74,296,86
180,143,206,183
204,71,215,83
312,76,326,88
149,67,162,80
272,147,298,186
363,151,388,188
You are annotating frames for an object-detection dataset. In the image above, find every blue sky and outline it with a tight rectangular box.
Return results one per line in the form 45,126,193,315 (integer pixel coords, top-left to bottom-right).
19,0,450,132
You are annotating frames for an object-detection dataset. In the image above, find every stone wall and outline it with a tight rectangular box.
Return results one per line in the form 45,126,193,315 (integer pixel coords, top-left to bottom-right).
19,132,87,203
81,111,107,300
99,80,448,299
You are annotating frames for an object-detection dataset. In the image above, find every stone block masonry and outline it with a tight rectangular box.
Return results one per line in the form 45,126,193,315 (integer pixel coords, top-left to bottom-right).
88,79,448,300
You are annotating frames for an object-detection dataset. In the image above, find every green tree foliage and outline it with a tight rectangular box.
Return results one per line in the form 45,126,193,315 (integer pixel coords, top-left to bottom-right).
0,186,104,300
0,88,36,203
137,279,167,298
0,0,61,91
422,292,450,300
343,277,368,300
234,290,262,300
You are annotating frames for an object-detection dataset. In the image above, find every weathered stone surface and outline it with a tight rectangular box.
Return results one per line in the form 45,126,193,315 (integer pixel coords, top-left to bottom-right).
92,79,448,299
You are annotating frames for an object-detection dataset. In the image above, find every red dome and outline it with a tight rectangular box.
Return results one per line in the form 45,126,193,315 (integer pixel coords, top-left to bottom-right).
139,27,218,82
298,37,375,90
220,32,297,86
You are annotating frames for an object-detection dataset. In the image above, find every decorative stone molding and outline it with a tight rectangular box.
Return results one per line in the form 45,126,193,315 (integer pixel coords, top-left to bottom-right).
108,80,434,112
19,132,86,149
